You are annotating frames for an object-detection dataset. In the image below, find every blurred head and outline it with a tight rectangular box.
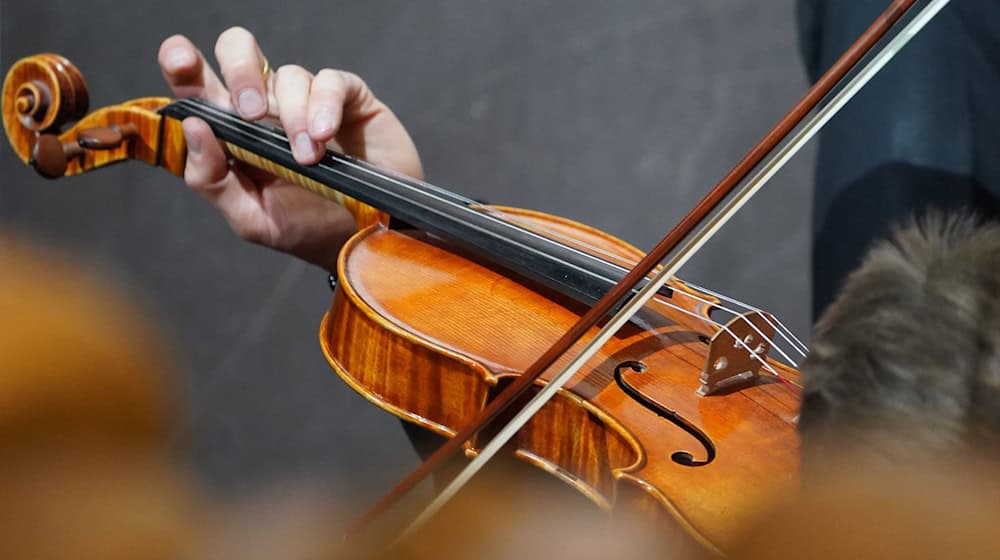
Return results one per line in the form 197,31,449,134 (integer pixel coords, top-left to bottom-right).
0,234,200,560
799,213,1000,473
729,462,1000,560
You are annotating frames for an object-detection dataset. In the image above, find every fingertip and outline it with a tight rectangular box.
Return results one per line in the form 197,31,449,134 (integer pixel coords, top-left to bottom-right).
164,49,198,75
307,69,347,141
214,27,269,118
181,117,208,154
159,33,191,55
292,131,322,165
236,88,268,119
158,35,199,75
181,118,229,189
216,26,254,47
309,108,337,140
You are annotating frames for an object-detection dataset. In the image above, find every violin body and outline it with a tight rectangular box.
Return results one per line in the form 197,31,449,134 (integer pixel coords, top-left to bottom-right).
322,208,800,552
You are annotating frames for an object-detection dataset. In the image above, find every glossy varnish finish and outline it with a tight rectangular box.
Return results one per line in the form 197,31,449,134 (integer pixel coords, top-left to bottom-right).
2,56,184,179
4,54,802,554
321,209,800,553
224,143,384,229
346,0,918,531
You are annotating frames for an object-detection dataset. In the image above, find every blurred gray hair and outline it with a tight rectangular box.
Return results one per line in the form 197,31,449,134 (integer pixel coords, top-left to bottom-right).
799,213,1000,470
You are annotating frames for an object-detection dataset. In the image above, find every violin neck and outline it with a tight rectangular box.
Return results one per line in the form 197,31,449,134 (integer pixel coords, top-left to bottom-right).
159,98,675,309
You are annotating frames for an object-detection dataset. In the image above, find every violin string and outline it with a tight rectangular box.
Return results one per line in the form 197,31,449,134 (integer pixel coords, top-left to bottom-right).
646,0,954,364
666,283,809,357
574,310,795,392
185,92,802,371
471,204,806,354
399,225,785,542
632,302,793,385
179,99,642,285
686,283,809,356
327,164,804,368
398,0,949,537
657,289,803,366
171,1,947,539
178,98,798,384
671,281,809,356
610,0,953,367
472,205,804,364
179,98,800,376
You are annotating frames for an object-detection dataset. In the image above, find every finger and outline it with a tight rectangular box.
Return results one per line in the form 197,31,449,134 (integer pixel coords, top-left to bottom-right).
181,118,274,244
307,68,347,143
273,64,322,164
180,117,231,199
180,118,252,216
308,69,382,156
158,34,230,106
214,26,269,119
331,70,380,127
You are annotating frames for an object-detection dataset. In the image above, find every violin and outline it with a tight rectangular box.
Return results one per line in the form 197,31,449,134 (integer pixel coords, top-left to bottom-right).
2,53,801,553
1,0,939,553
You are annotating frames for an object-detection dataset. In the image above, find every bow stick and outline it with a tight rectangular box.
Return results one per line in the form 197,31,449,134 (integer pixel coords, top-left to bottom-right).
348,0,951,540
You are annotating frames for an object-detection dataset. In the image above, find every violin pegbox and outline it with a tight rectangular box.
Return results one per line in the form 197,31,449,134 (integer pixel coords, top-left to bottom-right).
2,53,184,179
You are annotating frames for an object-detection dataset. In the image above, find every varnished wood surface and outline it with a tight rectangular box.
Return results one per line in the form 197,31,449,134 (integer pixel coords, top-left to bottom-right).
321,209,800,553
2,55,184,179
224,143,384,230
481,205,722,333
359,1,917,520
4,52,801,553
2,55,377,227
2,54,87,138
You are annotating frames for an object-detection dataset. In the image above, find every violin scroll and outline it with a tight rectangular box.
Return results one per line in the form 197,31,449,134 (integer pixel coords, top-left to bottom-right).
2,54,88,134
3,54,185,179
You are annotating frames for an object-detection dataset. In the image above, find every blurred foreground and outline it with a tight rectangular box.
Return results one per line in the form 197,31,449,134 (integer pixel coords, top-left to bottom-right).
1,233,998,559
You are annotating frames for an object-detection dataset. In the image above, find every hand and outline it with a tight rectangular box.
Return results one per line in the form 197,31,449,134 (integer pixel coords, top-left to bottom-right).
157,27,423,272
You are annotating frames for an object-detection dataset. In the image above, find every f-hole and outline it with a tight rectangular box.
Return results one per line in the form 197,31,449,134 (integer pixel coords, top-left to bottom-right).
613,361,717,467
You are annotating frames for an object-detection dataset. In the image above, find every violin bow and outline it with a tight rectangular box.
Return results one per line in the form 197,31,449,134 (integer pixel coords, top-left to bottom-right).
348,0,952,540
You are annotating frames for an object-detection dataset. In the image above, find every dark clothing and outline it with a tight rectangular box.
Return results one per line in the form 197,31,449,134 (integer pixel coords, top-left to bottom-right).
797,0,1000,319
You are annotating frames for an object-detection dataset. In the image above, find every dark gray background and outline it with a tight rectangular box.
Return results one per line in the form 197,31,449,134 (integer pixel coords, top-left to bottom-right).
1,1,813,510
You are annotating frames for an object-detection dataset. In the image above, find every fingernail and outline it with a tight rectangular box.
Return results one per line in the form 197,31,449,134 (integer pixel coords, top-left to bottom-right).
237,89,265,117
182,121,201,154
294,132,315,160
312,110,334,136
165,48,195,72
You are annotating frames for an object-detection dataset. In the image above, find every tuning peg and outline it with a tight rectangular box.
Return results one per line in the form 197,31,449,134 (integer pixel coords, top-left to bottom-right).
28,124,140,179
30,134,82,179
77,124,137,149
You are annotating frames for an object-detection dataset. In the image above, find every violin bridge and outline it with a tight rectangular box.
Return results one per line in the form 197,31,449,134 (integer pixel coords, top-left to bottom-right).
698,311,776,397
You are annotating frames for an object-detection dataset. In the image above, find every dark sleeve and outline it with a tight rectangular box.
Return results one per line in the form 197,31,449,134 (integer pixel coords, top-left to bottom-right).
952,0,1000,74
795,0,826,82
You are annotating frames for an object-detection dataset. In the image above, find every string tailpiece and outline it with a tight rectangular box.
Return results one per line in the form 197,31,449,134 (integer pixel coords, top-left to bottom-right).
698,311,776,396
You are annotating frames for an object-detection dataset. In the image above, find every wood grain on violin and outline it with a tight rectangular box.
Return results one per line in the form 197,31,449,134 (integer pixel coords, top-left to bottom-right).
1,0,942,552
3,55,185,178
321,212,799,552
3,52,801,554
